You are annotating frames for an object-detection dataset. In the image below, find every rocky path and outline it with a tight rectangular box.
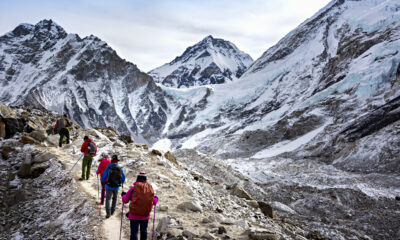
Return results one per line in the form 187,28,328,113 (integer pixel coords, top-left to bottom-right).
43,146,128,240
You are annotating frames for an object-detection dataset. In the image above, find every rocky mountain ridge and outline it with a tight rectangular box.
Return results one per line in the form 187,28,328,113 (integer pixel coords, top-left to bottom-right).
148,35,253,88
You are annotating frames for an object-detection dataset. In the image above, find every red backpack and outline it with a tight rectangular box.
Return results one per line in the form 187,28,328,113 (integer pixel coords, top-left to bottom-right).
129,182,155,216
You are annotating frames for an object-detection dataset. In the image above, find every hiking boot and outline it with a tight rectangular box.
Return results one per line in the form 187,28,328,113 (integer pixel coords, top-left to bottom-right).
106,212,111,218
111,210,115,215
78,178,84,181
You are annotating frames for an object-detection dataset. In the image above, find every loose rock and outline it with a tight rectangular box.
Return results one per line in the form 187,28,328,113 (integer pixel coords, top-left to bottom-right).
21,136,35,144
231,184,253,200
164,151,178,165
177,201,203,212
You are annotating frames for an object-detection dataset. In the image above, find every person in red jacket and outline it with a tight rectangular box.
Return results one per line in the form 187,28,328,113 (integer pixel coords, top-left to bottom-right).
80,136,97,180
96,153,111,204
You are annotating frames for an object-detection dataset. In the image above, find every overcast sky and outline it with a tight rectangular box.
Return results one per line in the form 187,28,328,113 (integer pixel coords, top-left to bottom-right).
0,0,331,72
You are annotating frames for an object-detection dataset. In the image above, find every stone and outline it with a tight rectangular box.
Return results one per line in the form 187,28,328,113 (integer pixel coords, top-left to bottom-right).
182,230,197,239
33,152,56,164
26,117,46,132
218,226,227,234
220,218,235,225
177,201,203,212
0,105,17,118
1,145,15,159
17,153,33,178
164,151,178,165
2,117,25,138
248,200,259,208
231,184,253,200
151,149,162,156
113,141,125,147
21,136,35,144
156,216,170,234
235,220,248,229
0,120,5,139
159,205,169,212
395,196,400,201
46,135,59,146
29,130,47,142
248,229,278,240
30,162,50,178
202,232,217,240
258,202,274,218
120,134,134,144
167,229,181,237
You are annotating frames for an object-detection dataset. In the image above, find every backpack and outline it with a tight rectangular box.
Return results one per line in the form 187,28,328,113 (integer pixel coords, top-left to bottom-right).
129,182,154,217
56,118,65,133
107,165,122,188
88,141,96,156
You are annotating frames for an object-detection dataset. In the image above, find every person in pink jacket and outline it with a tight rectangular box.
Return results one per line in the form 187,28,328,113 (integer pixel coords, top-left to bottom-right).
96,153,111,205
122,171,158,240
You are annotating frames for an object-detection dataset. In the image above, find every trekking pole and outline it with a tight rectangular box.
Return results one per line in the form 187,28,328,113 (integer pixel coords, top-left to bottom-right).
69,155,83,172
119,200,124,240
152,205,157,240
97,174,101,216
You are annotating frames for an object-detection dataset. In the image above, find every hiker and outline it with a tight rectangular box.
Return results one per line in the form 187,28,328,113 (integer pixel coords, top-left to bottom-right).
121,171,158,240
53,114,72,147
101,155,125,218
96,153,111,205
80,136,97,180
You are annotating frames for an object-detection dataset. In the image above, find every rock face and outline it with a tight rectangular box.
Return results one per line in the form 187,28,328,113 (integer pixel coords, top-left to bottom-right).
149,35,253,88
0,19,179,144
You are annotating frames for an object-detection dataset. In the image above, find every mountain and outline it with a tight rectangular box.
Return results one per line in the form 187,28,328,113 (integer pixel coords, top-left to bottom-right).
0,19,180,144
153,0,400,239
148,35,253,88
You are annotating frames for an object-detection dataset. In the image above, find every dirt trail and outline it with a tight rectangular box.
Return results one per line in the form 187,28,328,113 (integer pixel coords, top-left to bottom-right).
43,146,128,240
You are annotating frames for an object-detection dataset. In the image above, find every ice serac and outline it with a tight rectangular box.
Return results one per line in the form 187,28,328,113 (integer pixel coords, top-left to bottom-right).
0,19,178,144
148,35,253,88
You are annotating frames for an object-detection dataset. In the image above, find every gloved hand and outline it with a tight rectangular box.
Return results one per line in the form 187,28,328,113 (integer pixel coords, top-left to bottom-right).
121,191,127,197
155,196,158,199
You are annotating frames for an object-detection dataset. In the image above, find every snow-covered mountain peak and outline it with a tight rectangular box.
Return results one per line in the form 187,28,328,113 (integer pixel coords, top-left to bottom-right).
148,35,253,88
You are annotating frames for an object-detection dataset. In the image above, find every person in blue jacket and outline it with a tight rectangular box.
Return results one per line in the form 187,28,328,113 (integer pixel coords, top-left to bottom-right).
101,155,126,218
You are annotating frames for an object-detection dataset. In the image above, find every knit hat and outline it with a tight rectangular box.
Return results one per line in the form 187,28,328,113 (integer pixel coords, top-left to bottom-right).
138,171,146,177
111,155,118,161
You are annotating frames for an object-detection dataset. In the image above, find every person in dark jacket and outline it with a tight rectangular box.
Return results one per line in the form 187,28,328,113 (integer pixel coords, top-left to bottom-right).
80,136,97,180
101,155,125,218
53,114,71,147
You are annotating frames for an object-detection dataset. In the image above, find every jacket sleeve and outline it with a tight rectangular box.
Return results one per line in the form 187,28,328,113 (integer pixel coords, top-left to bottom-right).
121,169,126,184
122,187,134,204
80,141,87,153
96,161,102,174
101,167,109,183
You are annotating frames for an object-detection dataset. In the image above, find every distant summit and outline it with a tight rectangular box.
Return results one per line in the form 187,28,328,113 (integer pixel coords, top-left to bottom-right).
148,35,253,88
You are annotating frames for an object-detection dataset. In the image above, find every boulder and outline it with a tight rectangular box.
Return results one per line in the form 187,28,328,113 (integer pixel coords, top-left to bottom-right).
2,118,25,138
33,152,56,164
177,201,203,212
21,136,35,144
29,130,47,142
231,184,253,200
164,151,178,165
113,141,125,147
248,229,279,240
167,229,181,238
218,226,227,234
202,232,217,240
156,216,170,234
0,120,5,139
183,230,198,239
159,205,169,212
120,134,134,144
258,202,274,218
30,162,50,178
46,134,59,146
0,105,17,118
17,153,33,178
220,218,235,225
248,200,259,208
151,149,162,156
1,145,15,159
26,117,46,132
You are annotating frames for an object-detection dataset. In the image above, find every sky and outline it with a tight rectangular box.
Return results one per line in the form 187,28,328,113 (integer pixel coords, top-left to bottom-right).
0,0,331,72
